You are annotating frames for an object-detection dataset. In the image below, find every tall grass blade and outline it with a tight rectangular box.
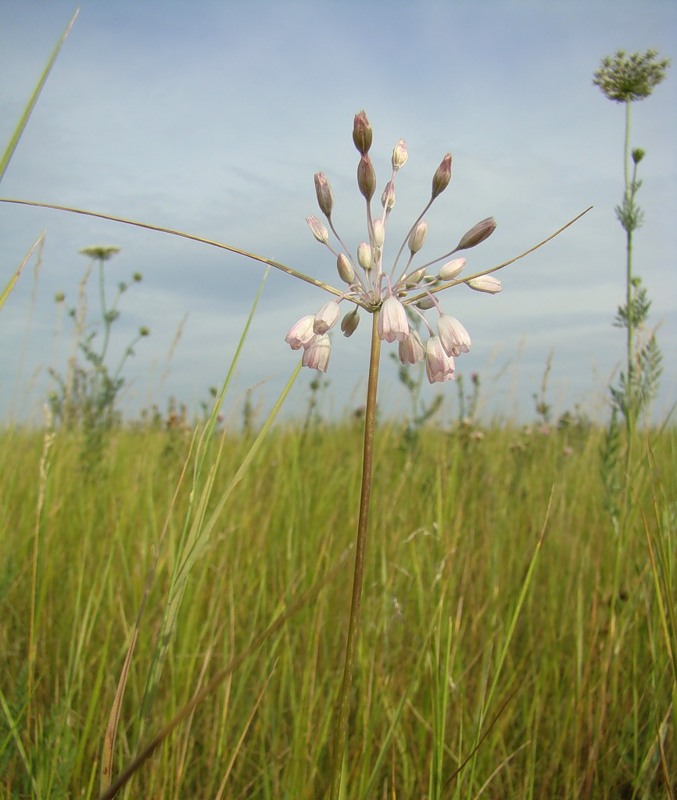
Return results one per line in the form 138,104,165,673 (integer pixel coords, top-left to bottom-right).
0,233,43,312
0,9,79,183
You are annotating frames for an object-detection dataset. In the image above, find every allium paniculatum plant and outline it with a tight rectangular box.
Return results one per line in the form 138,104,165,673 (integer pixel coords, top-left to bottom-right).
0,109,588,800
286,110,500,384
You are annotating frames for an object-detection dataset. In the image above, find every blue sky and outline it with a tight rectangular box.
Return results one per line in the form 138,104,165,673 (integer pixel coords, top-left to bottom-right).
1,0,675,426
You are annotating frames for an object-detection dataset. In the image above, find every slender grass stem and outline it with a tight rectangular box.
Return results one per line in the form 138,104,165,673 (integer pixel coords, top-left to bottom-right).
329,309,382,799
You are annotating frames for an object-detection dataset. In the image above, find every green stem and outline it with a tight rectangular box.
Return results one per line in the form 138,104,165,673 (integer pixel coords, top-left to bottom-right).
329,309,382,799
623,100,635,446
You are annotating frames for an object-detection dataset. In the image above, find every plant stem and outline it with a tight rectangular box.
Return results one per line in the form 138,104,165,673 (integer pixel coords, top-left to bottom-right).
329,309,382,799
623,99,635,447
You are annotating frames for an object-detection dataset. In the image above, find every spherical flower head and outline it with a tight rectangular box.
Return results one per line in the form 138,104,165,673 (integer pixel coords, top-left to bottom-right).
306,216,329,244
302,334,331,371
392,139,408,170
313,300,340,334
437,314,471,357
314,172,334,217
467,275,502,294
285,314,316,350
357,155,376,201
593,49,670,103
352,110,373,154
456,217,496,250
431,154,452,199
438,257,466,281
378,295,409,343
398,330,425,364
408,220,428,255
426,336,456,383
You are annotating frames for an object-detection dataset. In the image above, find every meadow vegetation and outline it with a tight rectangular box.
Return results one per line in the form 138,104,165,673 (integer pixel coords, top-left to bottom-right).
1,21,673,799
1,413,674,798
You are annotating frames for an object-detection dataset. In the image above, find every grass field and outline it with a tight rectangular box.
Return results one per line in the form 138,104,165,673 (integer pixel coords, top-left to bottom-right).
0,414,674,799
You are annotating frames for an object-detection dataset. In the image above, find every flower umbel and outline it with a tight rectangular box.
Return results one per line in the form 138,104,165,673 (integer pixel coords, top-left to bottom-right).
285,111,501,383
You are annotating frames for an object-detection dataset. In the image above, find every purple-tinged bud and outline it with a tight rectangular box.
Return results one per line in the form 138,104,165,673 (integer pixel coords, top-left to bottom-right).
398,330,426,364
352,110,373,155
306,216,329,244
341,307,360,337
302,334,331,372
438,257,466,281
357,154,376,201
405,266,427,287
378,295,409,343
438,314,471,357
431,154,452,199
467,275,502,294
357,242,373,270
408,220,428,254
456,217,496,250
314,172,334,217
392,139,408,170
337,253,355,284
285,315,316,350
425,335,456,383
372,218,385,248
381,180,396,210
314,301,340,334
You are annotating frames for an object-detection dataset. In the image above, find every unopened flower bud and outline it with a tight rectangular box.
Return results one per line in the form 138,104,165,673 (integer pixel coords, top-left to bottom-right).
632,148,645,164
357,154,376,201
431,154,452,199
139,326,150,337
352,110,372,155
314,300,340,334
405,266,427,287
337,253,354,284
456,217,496,250
357,242,373,270
381,180,396,210
438,257,466,281
372,218,385,248
467,275,502,294
341,307,360,337
314,172,334,217
415,296,436,310
392,139,408,170
408,220,428,254
306,216,329,244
